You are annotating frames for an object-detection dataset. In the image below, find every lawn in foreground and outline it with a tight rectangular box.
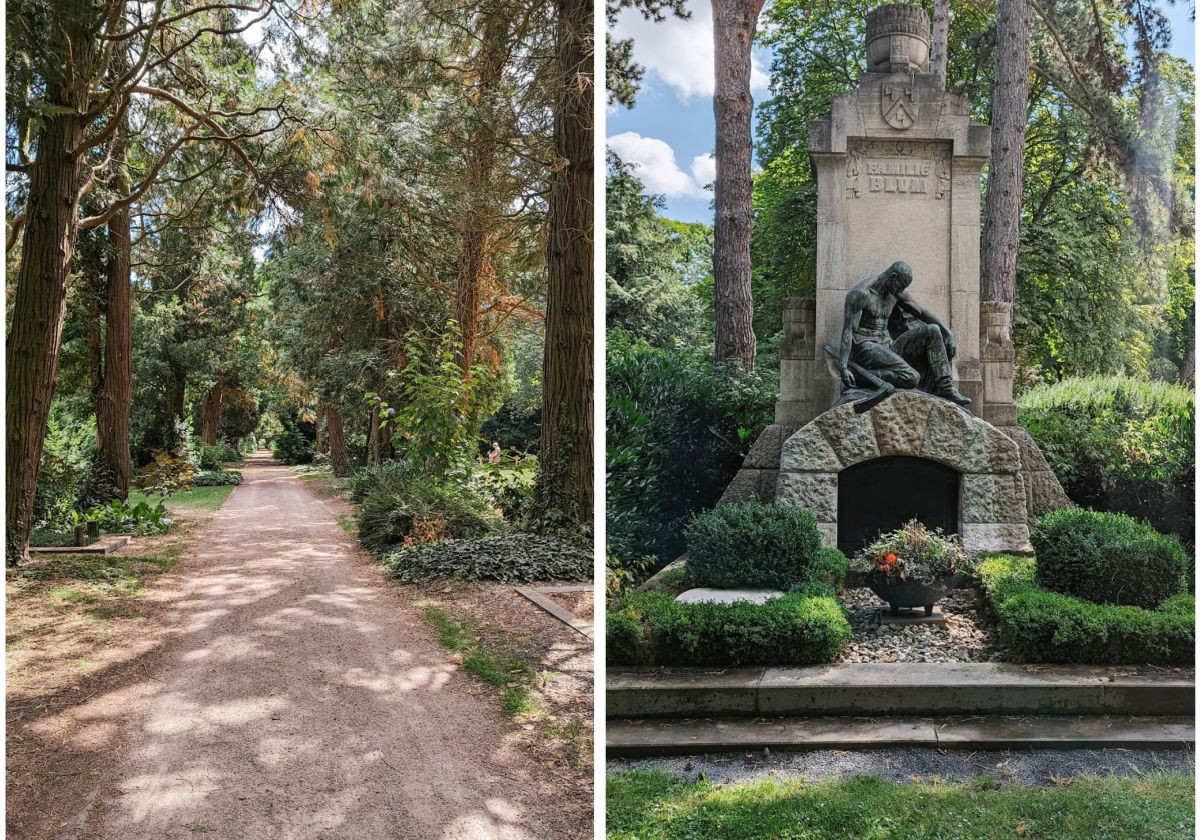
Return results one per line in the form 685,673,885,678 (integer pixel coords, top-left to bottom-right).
607,770,1193,840
128,483,236,511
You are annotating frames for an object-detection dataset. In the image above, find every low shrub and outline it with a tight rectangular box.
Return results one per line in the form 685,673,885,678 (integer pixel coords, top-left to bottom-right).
356,477,502,557
271,411,315,465
684,501,824,590
189,470,243,487
474,455,538,524
385,534,591,583
814,548,850,591
1017,376,1194,549
977,555,1193,665
86,498,173,536
348,461,413,504
198,441,242,470
134,446,199,497
606,587,851,666
1031,508,1188,609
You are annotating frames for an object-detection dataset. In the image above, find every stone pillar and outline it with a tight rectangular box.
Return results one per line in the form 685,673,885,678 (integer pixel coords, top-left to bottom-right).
775,297,818,426
979,300,1017,426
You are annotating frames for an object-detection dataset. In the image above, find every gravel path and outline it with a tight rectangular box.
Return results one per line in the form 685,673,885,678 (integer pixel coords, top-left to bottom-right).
75,452,582,840
609,747,1195,786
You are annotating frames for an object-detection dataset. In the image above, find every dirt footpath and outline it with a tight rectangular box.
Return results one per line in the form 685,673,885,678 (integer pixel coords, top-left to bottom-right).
9,452,590,840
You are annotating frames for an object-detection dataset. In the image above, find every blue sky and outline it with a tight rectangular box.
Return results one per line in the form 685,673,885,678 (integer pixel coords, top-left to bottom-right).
608,2,1197,225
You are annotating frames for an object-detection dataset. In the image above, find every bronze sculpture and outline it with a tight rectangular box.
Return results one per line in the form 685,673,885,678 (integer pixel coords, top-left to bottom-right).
827,261,972,409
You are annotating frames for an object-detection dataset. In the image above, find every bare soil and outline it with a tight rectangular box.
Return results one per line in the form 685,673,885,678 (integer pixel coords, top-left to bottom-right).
6,453,593,840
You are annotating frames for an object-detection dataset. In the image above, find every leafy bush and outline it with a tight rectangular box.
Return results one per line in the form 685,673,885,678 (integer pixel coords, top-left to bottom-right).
1018,376,1194,549
87,498,173,536
851,519,975,589
134,446,199,497
473,455,538,524
198,441,242,470
271,412,314,465
606,549,657,600
357,477,503,557
385,534,592,583
606,587,851,666
977,555,1193,665
348,461,415,504
607,332,776,564
814,548,850,591
33,405,97,528
684,501,824,590
1030,508,1188,609
189,470,243,487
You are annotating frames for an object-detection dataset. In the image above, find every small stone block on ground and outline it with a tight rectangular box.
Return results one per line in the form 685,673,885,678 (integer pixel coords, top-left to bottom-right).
877,605,948,628
675,588,786,606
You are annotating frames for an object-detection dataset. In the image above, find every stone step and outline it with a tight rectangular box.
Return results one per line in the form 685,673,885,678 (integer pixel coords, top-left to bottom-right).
608,663,1193,718
607,715,1196,756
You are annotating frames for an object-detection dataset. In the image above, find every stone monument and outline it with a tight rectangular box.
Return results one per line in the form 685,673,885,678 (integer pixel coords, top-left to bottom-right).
720,3,1069,554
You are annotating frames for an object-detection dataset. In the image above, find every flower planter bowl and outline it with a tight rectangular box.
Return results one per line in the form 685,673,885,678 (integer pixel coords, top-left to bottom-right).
867,573,961,617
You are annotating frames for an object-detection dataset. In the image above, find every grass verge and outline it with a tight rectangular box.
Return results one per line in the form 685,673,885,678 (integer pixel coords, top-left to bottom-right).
607,770,1195,839
128,484,236,511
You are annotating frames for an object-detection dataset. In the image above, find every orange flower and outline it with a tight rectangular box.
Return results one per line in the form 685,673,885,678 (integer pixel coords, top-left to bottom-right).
886,553,897,563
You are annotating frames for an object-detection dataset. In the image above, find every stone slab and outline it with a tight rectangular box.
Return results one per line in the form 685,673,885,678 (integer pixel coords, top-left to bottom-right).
607,663,1194,718
877,606,947,628
676,589,786,606
27,535,132,556
606,715,1195,756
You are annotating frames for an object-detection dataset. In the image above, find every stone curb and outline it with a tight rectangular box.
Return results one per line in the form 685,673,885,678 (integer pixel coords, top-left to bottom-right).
607,663,1194,718
606,715,1196,756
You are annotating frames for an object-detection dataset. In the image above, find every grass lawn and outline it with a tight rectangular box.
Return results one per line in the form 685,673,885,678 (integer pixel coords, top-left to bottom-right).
607,770,1194,840
128,484,236,511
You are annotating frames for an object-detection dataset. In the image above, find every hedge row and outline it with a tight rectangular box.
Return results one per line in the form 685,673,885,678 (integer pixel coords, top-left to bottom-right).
977,555,1194,665
607,587,851,667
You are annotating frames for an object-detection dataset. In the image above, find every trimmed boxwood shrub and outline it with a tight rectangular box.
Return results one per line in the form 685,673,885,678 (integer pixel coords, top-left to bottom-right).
606,586,851,666
1017,376,1194,550
977,555,1193,665
685,500,825,590
1031,508,1188,609
385,534,591,583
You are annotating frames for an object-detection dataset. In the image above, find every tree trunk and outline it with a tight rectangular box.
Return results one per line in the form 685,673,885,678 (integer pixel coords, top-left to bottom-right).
5,89,89,564
199,373,225,446
534,0,594,530
930,0,950,88
981,0,1032,305
326,406,352,477
711,0,763,370
96,194,133,498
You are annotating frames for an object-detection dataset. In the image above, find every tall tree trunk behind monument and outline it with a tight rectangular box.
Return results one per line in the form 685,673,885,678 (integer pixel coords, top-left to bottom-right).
711,0,763,370
326,406,352,477
534,0,593,529
199,374,225,446
982,0,1032,305
930,0,950,87
96,189,133,498
5,87,90,564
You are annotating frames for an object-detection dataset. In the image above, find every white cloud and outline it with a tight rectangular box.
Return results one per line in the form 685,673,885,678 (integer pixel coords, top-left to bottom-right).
690,153,716,189
612,5,771,101
607,132,711,200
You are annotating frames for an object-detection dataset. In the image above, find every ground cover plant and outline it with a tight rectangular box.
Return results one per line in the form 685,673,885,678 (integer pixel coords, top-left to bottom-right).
386,534,592,584
607,586,850,666
607,770,1195,840
977,554,1193,665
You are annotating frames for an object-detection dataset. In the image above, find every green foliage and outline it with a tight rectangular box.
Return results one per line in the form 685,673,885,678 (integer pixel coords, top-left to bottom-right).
348,461,414,504
386,534,592,583
977,555,1193,665
1017,376,1194,547
473,455,538,525
851,519,976,589
198,441,241,471
33,404,97,528
607,769,1196,840
356,475,503,557
606,332,776,563
1030,508,1188,609
188,470,243,487
86,498,173,536
270,411,315,465
133,444,199,498
605,152,706,347
606,588,850,667
605,548,656,600
684,501,825,590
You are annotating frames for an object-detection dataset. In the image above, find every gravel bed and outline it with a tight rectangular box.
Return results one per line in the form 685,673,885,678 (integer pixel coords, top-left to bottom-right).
609,748,1195,786
837,586,1011,663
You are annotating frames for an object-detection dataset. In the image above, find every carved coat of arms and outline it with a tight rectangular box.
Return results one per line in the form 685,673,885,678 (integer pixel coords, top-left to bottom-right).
881,74,918,129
